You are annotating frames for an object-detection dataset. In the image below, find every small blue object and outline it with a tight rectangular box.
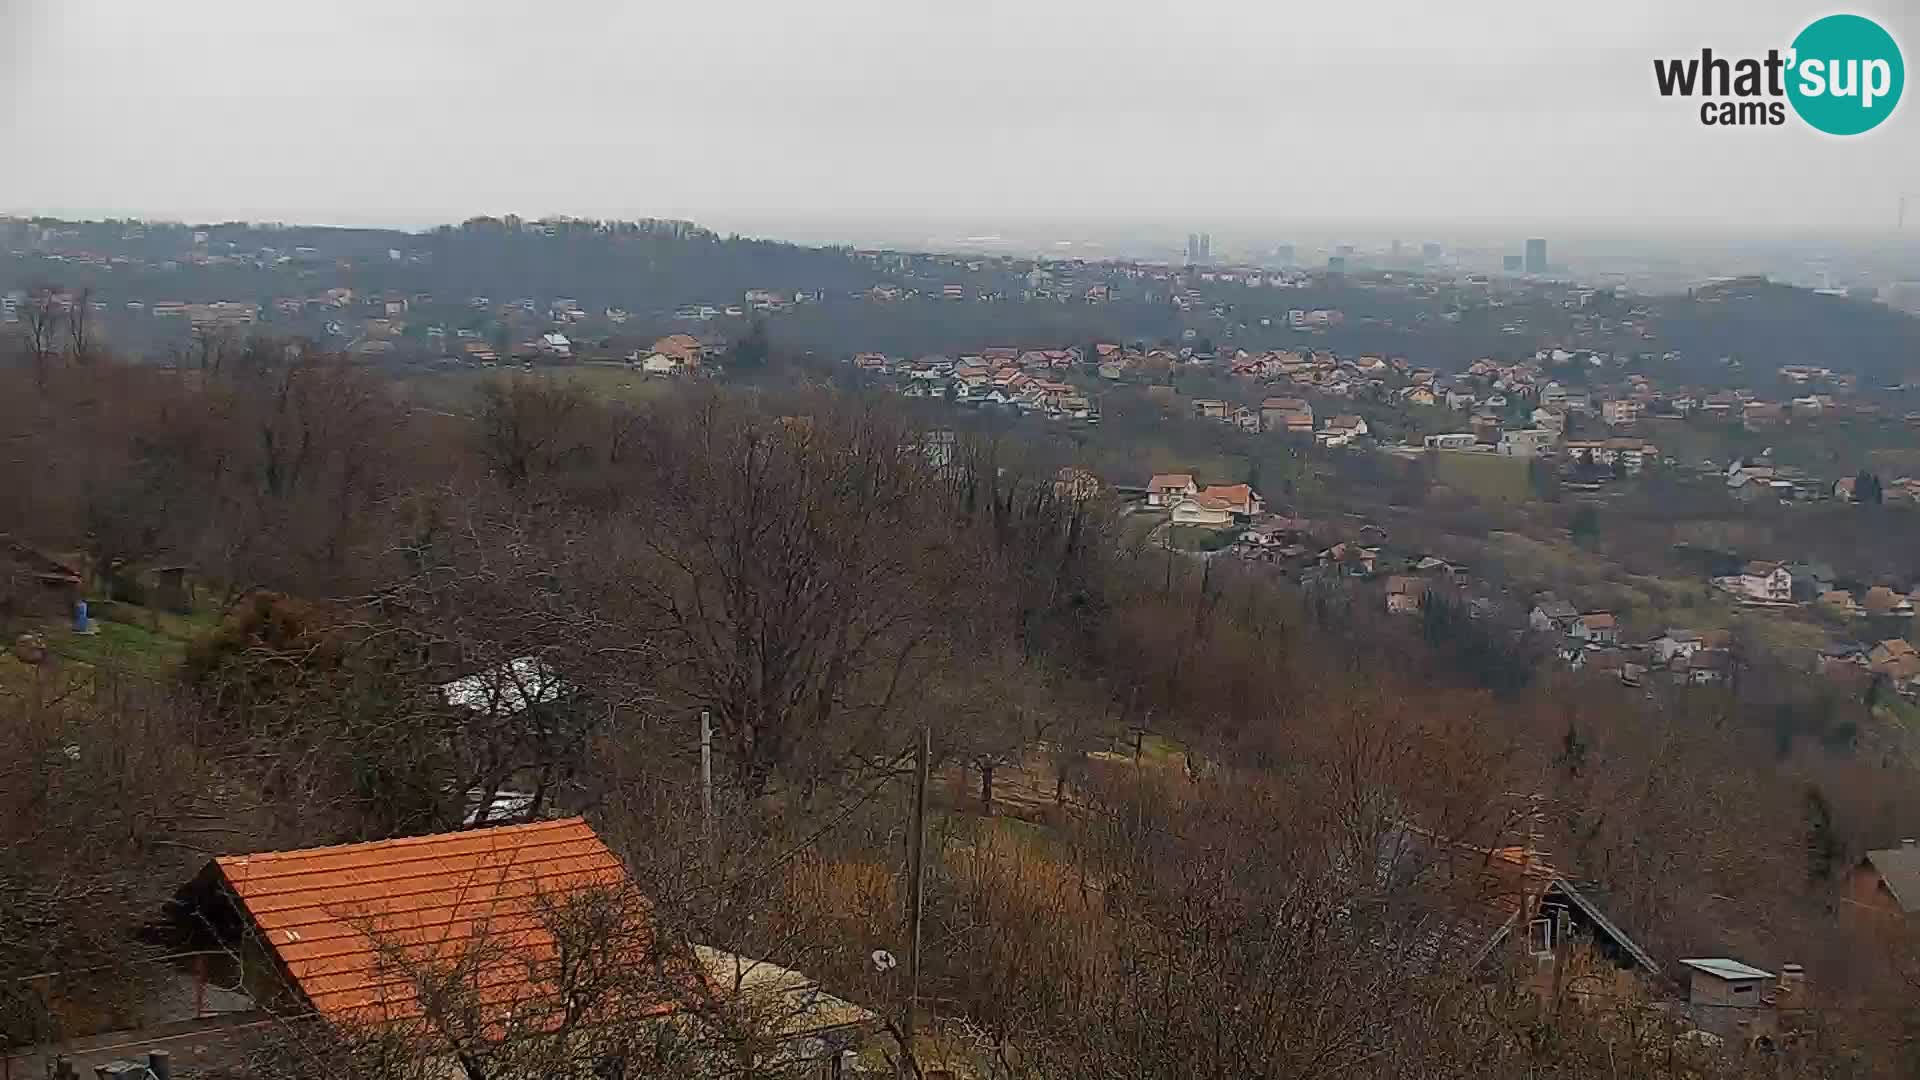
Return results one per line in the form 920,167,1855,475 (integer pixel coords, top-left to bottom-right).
73,599,90,633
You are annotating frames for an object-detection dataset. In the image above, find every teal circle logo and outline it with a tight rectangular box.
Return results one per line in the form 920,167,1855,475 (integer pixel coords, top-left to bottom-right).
1787,14,1904,135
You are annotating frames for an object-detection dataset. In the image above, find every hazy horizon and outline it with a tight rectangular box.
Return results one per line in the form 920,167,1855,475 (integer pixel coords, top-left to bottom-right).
3,0,1918,244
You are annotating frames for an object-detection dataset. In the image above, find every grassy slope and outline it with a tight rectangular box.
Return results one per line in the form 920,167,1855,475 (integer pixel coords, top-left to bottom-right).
1434,451,1530,501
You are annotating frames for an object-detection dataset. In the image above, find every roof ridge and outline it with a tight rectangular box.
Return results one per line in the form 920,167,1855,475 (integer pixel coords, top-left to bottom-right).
222,836,612,885
215,817,589,864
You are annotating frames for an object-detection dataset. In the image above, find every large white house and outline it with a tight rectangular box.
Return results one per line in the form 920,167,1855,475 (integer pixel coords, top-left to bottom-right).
1146,473,1198,507
1716,560,1793,603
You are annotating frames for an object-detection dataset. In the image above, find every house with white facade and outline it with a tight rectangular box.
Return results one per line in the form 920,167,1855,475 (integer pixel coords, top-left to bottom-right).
1146,473,1198,507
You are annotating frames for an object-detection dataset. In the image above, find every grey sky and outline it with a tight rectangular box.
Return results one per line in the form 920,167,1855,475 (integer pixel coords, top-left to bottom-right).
1,0,1915,234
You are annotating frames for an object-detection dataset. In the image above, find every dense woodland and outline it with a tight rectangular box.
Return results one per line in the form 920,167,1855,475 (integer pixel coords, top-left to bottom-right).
6,325,1920,1079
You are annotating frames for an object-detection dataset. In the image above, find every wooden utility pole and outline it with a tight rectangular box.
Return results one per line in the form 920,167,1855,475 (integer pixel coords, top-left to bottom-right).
699,709,713,831
902,725,930,1070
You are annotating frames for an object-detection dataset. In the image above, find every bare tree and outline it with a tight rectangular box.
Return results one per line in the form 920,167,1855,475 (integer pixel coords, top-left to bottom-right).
63,287,94,365
18,285,61,389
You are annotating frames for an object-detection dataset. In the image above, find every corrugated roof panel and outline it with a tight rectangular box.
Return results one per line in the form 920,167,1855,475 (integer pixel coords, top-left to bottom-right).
1679,957,1774,981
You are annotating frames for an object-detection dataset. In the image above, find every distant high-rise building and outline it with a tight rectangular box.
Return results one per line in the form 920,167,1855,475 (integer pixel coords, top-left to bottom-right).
1275,243,1295,265
1337,244,1355,256
1504,254,1524,272
1328,255,1347,274
1199,233,1212,263
1525,237,1548,274
1186,233,1199,263
1422,242,1442,260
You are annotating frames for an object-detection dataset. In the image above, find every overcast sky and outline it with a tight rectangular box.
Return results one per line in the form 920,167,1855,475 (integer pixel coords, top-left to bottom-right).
1,0,1915,237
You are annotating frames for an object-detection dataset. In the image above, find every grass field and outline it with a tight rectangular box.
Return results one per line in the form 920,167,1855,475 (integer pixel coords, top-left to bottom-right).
1167,524,1235,552
2,601,218,683
1433,451,1530,501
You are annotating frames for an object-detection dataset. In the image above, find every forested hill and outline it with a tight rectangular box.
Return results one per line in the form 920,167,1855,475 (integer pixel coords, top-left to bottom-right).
1,215,890,313
404,218,885,309
1651,279,1920,386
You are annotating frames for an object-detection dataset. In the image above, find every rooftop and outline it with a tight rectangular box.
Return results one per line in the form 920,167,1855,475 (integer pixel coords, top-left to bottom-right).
1864,843,1920,913
440,656,570,715
208,818,639,1026
1679,958,1773,981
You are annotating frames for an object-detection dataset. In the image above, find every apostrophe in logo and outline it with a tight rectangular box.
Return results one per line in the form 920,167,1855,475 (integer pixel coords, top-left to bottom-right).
1787,14,1903,135
1653,13,1903,135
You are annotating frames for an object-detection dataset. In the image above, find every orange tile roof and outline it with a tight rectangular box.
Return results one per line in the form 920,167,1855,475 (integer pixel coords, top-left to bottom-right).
1198,483,1254,510
212,818,649,1027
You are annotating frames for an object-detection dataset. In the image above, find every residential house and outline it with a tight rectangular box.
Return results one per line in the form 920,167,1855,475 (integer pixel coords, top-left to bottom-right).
1196,483,1263,518
1743,402,1786,430
1609,438,1658,475
1497,428,1557,458
1401,385,1438,407
1192,399,1230,420
1570,612,1618,646
641,352,684,376
172,820,879,1073
1868,640,1920,692
1146,473,1198,508
1787,562,1836,600
1671,648,1732,686
1791,395,1830,418
1650,630,1704,665
1385,575,1426,615
1169,493,1235,527
1424,433,1480,451
1319,543,1379,576
1862,587,1915,618
1726,468,1774,501
1719,561,1793,603
1261,397,1314,434
1413,556,1470,588
537,332,572,358
1529,597,1580,635
1601,398,1642,425
650,333,705,370
0,537,84,619
1317,415,1369,448
1846,840,1920,920
1375,827,1662,1005
1819,590,1860,617
1873,638,1920,666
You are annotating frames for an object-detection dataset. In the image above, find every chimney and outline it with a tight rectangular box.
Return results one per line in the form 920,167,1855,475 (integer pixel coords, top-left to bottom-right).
1777,963,1805,1004
148,1051,172,1080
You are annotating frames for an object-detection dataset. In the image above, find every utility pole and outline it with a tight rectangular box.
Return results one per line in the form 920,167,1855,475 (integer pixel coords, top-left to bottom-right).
699,709,713,831
902,725,930,1074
